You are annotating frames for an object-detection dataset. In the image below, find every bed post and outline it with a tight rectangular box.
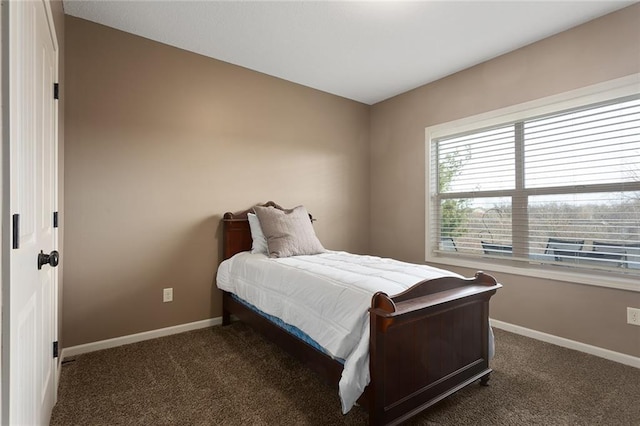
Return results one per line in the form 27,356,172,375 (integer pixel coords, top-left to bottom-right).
369,292,396,425
222,292,232,326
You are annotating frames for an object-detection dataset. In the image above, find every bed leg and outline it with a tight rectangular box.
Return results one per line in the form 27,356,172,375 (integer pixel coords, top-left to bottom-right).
480,373,491,386
222,309,231,326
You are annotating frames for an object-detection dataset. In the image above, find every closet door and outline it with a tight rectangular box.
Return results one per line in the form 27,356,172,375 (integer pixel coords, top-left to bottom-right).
6,0,59,424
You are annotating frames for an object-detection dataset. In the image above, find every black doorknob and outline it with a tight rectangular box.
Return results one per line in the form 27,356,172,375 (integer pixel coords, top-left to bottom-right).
38,250,59,270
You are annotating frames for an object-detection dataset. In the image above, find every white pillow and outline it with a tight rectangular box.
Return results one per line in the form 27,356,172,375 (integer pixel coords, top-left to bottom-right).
248,213,268,254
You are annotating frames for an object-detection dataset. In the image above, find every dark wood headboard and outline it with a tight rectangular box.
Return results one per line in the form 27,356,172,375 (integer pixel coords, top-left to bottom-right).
222,201,281,260
221,201,315,260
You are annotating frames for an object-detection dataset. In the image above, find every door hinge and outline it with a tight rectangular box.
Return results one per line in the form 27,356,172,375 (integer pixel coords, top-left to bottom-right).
53,211,59,228
53,83,59,100
53,341,59,358
12,214,19,249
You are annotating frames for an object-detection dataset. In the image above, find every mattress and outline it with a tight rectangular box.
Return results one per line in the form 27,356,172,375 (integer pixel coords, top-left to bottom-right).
216,250,492,413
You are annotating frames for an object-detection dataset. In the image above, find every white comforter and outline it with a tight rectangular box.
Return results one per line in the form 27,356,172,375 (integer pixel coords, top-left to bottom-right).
216,251,465,413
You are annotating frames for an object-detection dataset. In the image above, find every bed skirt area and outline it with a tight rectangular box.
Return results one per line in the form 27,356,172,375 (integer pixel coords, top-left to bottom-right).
230,294,344,363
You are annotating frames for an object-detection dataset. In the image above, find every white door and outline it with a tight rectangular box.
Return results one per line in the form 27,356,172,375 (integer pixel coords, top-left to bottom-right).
7,0,59,424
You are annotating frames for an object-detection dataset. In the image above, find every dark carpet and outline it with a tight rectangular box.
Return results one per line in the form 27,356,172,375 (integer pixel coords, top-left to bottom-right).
50,324,640,425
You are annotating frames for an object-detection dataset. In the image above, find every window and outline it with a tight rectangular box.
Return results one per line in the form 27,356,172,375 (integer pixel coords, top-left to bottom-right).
428,89,640,282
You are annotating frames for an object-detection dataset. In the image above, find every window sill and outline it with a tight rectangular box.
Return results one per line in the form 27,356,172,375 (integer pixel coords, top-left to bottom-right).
426,254,640,293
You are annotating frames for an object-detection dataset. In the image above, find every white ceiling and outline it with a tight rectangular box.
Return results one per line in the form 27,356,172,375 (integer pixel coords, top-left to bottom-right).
63,0,637,105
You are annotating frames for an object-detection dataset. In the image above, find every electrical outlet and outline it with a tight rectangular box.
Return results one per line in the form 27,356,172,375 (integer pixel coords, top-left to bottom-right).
163,288,173,303
627,307,640,326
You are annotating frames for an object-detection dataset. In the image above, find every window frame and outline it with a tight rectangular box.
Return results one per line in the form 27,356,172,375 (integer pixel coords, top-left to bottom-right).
425,74,640,292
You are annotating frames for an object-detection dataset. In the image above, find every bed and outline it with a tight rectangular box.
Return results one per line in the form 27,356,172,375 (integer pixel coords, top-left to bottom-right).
217,202,502,425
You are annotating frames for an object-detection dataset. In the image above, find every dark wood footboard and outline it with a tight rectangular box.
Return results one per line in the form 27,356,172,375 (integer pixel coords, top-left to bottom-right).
368,272,500,425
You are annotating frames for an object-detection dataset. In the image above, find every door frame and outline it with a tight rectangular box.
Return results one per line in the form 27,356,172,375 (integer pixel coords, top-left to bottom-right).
0,1,5,419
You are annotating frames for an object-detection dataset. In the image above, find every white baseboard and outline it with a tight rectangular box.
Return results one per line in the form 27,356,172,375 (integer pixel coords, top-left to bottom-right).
60,316,639,369
490,319,640,369
61,317,222,359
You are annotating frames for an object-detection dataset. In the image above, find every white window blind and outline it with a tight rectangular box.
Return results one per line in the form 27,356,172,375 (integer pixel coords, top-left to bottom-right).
431,95,640,275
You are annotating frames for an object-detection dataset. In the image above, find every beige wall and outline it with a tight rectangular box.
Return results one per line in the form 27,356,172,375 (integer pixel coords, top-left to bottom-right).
64,17,370,347
370,5,640,357
65,5,640,358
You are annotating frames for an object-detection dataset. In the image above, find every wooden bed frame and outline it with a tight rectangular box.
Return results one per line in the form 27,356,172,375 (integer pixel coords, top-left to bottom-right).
220,202,502,425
